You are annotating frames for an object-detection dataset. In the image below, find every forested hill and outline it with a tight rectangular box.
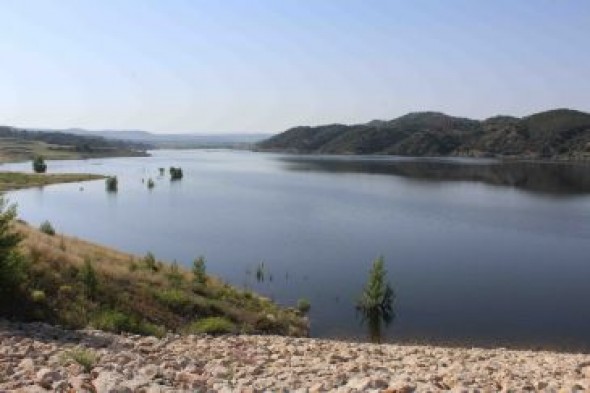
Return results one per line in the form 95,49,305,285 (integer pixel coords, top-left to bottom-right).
0,126,152,162
256,109,590,160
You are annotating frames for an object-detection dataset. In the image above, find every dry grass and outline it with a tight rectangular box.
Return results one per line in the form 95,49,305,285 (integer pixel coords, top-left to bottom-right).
13,222,307,337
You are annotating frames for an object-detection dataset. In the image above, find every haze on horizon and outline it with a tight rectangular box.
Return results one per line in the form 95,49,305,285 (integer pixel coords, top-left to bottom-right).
1,0,589,135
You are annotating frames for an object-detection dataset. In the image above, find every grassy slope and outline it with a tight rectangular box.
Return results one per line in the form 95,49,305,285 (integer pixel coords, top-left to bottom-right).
0,172,105,192
12,222,307,337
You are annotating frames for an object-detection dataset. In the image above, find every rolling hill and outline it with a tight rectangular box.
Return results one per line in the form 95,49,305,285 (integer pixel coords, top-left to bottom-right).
257,109,590,160
0,126,151,163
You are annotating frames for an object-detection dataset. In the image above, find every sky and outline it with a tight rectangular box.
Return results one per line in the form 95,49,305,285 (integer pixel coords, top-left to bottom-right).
1,1,589,134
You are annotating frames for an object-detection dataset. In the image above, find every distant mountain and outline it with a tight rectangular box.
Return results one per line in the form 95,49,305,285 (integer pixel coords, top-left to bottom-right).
257,109,590,160
36,128,271,149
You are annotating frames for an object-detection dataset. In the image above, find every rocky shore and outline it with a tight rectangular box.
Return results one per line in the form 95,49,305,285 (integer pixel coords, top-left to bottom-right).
1,321,590,392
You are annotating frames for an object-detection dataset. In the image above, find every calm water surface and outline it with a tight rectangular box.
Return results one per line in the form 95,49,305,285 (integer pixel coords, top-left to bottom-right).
2,150,590,349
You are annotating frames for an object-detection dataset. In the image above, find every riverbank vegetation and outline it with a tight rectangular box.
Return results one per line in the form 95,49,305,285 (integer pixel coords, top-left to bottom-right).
0,200,307,337
0,172,105,192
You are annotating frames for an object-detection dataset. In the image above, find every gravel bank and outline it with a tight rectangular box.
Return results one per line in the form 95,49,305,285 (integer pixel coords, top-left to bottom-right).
1,320,589,392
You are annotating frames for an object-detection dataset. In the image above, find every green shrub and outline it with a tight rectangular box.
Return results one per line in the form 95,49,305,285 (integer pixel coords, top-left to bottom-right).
147,178,155,189
39,220,56,236
80,258,98,299
357,256,395,318
31,289,46,303
166,261,183,288
186,317,236,335
192,256,207,284
60,348,98,373
105,176,118,192
143,252,158,272
0,199,25,308
32,156,47,173
90,309,134,333
153,289,193,313
296,298,311,314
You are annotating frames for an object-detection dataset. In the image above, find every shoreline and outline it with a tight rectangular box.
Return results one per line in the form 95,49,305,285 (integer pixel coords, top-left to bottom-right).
1,320,589,392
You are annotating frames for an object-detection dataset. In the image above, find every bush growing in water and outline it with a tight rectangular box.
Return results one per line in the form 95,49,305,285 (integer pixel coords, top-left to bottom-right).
187,317,236,335
39,220,56,236
32,156,47,173
169,167,183,180
105,176,118,192
193,256,207,284
357,256,395,343
159,167,165,176
147,178,155,189
357,256,395,315
296,298,311,314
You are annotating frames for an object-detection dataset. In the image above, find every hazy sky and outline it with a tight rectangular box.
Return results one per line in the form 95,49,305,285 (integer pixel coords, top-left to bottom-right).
1,1,589,134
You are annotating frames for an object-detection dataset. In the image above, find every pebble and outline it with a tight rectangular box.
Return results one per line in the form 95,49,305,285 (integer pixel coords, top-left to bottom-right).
0,320,588,392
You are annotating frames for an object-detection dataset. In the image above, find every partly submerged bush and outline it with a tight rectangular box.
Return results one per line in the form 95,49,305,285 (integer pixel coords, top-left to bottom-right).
296,298,311,314
147,178,155,189
32,156,47,173
105,176,118,192
169,167,183,180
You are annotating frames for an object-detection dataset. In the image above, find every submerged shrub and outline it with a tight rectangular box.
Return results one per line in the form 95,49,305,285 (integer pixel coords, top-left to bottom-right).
296,298,311,314
105,176,118,192
147,178,155,189
32,156,47,173
169,167,183,180
357,257,395,320
39,220,56,236
187,317,236,335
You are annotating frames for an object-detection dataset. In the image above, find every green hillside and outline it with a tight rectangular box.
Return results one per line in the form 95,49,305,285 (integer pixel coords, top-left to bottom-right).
257,109,590,160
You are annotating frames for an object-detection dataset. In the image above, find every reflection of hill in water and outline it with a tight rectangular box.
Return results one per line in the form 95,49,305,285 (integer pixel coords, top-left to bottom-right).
279,157,590,196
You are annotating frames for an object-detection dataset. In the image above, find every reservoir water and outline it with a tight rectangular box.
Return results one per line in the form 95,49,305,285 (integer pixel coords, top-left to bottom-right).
2,150,590,349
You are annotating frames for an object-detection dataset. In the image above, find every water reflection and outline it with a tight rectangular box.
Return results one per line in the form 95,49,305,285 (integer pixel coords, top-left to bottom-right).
358,304,395,344
279,156,590,196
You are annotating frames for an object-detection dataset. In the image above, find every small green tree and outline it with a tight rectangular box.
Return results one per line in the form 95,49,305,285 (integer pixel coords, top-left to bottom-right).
32,156,47,173
80,258,98,299
357,256,395,317
0,198,25,308
192,256,207,284
166,261,183,288
143,252,157,272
